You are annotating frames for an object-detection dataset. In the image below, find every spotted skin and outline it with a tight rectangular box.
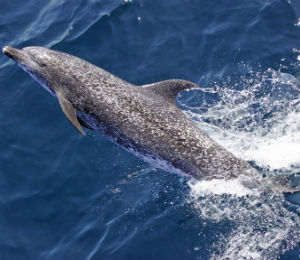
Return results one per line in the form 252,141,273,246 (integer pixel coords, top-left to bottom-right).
3,46,257,181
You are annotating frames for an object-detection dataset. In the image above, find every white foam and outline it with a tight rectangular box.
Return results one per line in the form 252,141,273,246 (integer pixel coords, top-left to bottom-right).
188,178,254,197
188,184,300,260
182,67,300,260
197,109,300,170
183,69,300,172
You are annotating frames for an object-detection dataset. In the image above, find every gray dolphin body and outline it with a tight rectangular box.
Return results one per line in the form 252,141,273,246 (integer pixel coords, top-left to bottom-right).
3,46,257,181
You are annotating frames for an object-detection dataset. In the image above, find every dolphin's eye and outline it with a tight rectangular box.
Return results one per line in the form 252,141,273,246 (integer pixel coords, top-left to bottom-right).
40,63,47,67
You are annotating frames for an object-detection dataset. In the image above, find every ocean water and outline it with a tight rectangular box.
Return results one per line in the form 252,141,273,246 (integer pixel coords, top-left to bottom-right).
0,0,299,259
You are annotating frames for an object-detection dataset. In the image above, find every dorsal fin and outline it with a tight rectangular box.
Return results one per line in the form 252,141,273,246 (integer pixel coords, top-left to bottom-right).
142,79,198,104
57,92,86,136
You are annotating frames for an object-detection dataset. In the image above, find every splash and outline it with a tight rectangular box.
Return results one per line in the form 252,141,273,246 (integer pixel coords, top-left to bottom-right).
179,65,300,259
188,178,255,197
188,186,299,260
179,65,300,188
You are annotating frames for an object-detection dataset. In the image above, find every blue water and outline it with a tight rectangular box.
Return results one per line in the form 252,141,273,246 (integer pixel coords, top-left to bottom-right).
1,1,300,259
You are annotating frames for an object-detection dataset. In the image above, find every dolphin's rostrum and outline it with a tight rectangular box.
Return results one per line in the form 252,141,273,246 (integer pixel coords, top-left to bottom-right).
2,46,274,188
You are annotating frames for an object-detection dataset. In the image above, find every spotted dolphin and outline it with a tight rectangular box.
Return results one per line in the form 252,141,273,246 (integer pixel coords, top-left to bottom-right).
2,46,273,187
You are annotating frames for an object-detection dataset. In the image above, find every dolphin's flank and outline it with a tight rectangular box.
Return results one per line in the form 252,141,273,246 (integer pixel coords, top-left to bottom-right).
4,45,295,192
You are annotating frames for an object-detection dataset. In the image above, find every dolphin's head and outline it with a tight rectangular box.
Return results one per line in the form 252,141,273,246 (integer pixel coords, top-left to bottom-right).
3,46,70,95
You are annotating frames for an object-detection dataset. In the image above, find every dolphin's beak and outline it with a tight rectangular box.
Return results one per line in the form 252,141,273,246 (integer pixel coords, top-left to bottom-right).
2,46,25,63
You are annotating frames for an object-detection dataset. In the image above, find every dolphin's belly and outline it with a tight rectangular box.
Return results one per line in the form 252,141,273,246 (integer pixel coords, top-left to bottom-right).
77,110,200,177
77,103,253,181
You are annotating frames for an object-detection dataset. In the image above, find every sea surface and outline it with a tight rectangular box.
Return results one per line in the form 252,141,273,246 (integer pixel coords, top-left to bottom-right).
0,1,300,259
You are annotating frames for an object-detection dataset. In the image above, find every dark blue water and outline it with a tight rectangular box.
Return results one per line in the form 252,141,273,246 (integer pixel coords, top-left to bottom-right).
1,1,300,259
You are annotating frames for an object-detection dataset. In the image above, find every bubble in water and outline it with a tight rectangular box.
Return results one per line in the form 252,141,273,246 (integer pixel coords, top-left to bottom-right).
188,179,300,260
179,65,300,190
179,64,300,259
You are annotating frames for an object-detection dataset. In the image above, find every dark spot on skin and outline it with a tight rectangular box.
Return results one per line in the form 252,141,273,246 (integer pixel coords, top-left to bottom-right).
40,63,47,67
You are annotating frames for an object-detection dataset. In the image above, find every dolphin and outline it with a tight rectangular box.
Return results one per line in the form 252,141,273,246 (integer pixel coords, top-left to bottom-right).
3,45,291,190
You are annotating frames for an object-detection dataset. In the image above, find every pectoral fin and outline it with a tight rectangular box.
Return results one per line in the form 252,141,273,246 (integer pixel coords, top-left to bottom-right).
57,92,86,136
77,117,94,130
